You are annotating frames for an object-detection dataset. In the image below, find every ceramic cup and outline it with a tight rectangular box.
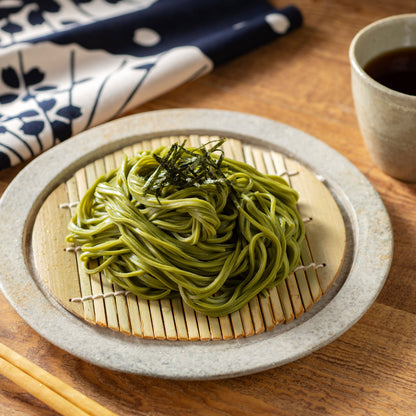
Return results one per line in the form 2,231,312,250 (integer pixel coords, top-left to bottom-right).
349,14,416,182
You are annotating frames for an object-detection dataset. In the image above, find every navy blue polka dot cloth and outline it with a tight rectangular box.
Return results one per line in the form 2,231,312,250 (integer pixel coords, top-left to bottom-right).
0,0,302,170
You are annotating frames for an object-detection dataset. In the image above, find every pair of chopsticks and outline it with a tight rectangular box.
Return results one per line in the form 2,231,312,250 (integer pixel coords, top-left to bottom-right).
0,342,117,416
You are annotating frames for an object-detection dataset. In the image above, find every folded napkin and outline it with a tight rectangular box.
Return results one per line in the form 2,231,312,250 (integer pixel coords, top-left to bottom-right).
0,0,302,170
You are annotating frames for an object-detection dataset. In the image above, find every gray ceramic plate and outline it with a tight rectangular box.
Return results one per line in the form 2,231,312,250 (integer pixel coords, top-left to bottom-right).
0,109,393,380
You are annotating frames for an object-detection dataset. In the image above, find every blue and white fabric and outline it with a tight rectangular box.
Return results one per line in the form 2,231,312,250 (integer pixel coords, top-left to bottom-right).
0,0,302,170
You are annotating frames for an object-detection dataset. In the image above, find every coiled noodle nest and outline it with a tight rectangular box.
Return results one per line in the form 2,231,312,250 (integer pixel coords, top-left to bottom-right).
67,139,305,317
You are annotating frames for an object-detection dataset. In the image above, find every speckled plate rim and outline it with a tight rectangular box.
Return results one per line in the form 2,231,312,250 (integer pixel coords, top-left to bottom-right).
0,109,393,380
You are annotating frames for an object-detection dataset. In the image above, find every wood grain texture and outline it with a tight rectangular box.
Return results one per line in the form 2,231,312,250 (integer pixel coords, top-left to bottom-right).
1,0,416,414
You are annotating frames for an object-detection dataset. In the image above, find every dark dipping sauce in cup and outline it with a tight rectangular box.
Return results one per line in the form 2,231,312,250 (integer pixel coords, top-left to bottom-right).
364,47,416,96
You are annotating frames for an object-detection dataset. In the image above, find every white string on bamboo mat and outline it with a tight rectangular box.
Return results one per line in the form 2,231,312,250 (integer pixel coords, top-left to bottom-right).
293,262,325,272
68,262,326,303
278,169,299,177
70,290,132,303
59,202,79,209
65,246,82,252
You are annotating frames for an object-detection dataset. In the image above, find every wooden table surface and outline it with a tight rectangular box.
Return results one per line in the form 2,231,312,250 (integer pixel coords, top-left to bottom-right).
1,1,415,415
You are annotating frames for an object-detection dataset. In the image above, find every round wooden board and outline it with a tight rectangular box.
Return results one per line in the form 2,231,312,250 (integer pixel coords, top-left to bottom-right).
32,135,346,341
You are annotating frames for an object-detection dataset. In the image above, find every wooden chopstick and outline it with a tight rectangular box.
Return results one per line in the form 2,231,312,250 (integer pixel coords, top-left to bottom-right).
0,342,117,416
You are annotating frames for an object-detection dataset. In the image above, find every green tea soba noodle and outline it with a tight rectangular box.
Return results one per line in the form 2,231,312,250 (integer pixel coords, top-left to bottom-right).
66,139,305,317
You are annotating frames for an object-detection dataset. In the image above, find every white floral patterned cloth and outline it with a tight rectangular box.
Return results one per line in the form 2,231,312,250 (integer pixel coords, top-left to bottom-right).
0,0,302,170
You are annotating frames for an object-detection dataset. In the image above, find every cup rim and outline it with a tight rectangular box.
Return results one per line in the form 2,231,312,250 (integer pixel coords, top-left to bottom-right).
349,13,416,101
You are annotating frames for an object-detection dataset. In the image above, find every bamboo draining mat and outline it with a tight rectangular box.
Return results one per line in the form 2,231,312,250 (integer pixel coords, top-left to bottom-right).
31,136,346,341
